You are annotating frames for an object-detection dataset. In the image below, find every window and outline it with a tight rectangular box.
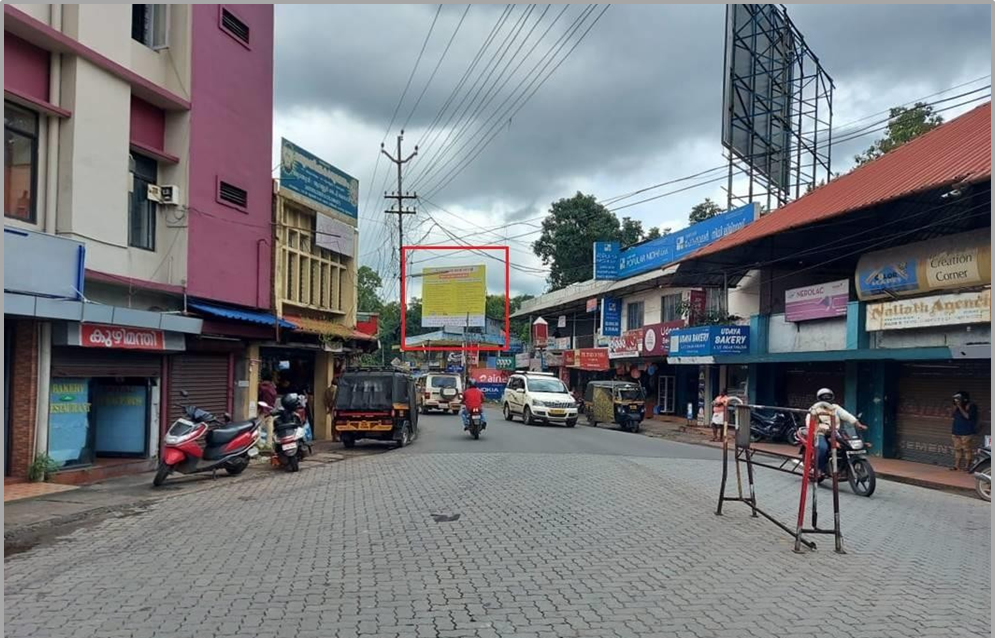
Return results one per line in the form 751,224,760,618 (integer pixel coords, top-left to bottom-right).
527,378,568,394
4,102,38,223
626,301,644,329
706,289,727,317
218,180,248,210
129,153,157,250
132,4,168,49
661,293,682,323
220,7,251,47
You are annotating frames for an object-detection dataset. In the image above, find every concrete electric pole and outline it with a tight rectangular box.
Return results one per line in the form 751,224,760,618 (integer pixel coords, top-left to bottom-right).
382,131,418,361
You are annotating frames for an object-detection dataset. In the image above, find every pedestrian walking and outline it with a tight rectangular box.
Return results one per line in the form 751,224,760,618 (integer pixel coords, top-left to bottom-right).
711,388,729,441
951,391,979,471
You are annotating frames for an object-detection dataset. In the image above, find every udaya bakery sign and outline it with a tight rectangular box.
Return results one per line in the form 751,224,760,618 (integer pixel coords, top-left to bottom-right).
866,289,991,331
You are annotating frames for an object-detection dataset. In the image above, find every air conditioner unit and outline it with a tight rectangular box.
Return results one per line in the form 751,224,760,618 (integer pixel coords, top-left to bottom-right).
147,184,180,205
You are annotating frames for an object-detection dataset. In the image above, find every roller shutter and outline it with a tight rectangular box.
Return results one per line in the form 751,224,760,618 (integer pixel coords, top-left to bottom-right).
895,362,991,465
52,348,162,378
168,354,231,424
781,363,846,410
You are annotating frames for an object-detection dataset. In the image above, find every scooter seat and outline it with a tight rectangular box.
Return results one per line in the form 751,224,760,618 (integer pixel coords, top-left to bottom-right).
207,421,257,446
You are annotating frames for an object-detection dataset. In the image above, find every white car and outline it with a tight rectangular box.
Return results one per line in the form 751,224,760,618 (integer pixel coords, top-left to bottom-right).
419,374,463,414
502,372,579,427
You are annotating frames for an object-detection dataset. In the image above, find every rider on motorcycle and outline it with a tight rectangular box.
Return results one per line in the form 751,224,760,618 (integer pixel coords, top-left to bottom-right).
807,388,867,477
461,380,486,430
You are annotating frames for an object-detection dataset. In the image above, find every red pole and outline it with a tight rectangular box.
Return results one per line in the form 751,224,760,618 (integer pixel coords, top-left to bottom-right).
794,410,817,553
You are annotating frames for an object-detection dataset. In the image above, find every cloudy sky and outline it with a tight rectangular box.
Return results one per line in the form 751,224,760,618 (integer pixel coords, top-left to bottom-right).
273,3,991,300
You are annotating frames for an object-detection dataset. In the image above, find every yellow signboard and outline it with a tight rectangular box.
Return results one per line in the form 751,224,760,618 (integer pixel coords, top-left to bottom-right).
422,265,486,328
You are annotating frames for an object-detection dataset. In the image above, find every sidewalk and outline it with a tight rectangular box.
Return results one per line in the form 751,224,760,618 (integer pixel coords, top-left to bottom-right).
4,439,380,555
639,416,978,495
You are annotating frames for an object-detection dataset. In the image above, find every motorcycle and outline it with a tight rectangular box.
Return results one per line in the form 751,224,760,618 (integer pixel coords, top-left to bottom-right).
749,409,799,444
797,419,876,497
153,391,261,487
466,406,486,440
969,446,991,502
270,395,311,472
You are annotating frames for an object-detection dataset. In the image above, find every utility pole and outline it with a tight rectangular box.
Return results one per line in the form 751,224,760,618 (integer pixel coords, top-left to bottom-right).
382,130,417,362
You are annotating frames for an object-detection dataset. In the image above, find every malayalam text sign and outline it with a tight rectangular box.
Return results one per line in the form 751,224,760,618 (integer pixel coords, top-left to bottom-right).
785,279,849,322
81,325,164,350
421,265,486,328
601,297,622,337
608,329,643,359
280,138,359,219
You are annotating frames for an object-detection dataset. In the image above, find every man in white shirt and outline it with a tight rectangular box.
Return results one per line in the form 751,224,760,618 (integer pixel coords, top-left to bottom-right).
806,388,867,476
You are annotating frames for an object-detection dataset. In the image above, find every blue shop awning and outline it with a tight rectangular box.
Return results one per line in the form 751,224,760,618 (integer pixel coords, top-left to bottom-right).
188,301,297,330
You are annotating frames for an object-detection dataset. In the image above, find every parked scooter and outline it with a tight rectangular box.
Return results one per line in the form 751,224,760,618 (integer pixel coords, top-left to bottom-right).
969,446,991,502
153,391,260,487
797,418,876,497
749,409,799,443
466,406,486,440
270,393,311,472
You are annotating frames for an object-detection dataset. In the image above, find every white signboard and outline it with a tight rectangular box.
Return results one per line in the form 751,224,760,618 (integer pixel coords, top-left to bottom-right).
866,290,991,331
553,337,572,351
514,352,531,368
315,213,355,257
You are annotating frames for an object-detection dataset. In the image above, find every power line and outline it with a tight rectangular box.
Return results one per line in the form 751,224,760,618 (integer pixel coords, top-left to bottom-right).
402,5,472,131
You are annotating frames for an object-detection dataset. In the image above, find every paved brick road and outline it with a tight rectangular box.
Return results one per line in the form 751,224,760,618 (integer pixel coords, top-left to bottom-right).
4,409,990,637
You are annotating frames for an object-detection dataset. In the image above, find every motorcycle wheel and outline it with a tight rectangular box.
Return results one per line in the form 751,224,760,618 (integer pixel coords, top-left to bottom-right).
471,426,480,440
288,456,300,473
783,428,798,445
749,431,763,443
848,458,876,497
152,462,172,487
975,461,991,502
225,456,249,476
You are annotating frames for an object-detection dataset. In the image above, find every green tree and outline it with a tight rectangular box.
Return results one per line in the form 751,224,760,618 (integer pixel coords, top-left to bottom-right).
532,192,660,291
854,102,943,166
357,265,383,313
688,197,722,224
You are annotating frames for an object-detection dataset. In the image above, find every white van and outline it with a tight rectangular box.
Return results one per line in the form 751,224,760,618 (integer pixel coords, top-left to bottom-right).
420,374,463,414
502,372,578,426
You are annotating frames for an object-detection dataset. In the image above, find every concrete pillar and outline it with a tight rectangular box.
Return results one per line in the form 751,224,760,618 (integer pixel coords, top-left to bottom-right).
313,351,333,440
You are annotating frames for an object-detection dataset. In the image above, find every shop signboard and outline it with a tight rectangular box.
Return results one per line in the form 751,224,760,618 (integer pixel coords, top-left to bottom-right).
557,315,567,328
608,328,644,359
422,265,486,328
279,138,359,219
514,352,531,368
586,298,598,313
564,348,610,371
563,349,576,366
600,297,622,337
81,325,164,350
4,227,86,300
856,231,991,300
785,279,849,322
593,241,621,279
469,368,510,400
48,379,91,467
315,213,356,256
591,203,757,280
545,352,564,367
641,320,685,357
495,356,515,370
553,337,572,351
865,290,991,331
668,325,750,356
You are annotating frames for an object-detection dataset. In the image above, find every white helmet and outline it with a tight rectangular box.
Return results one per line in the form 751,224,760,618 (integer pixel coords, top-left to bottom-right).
816,388,835,402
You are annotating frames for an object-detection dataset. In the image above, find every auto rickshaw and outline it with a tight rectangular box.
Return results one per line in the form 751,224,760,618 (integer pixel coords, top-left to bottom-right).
333,370,419,448
584,380,646,432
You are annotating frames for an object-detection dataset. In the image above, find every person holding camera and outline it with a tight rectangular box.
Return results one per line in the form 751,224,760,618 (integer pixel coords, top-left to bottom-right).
951,391,979,472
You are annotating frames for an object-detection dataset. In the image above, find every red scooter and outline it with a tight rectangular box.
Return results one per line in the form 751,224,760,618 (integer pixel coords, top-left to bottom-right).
152,391,262,487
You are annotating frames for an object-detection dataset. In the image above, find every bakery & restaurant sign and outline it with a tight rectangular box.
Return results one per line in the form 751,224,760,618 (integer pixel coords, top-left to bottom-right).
865,290,991,331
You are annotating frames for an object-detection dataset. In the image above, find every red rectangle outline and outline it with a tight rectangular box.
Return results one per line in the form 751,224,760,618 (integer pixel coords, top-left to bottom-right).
400,245,510,352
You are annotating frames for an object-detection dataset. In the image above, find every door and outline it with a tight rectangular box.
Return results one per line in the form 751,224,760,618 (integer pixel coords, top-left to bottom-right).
507,377,525,413
4,322,12,476
658,375,676,414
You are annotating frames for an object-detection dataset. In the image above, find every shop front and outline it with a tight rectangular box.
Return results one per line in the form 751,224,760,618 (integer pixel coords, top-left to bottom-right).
562,348,612,395
668,325,751,424
48,323,186,481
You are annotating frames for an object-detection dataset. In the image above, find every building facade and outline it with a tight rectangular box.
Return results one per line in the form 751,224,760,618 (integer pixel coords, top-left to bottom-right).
4,4,275,482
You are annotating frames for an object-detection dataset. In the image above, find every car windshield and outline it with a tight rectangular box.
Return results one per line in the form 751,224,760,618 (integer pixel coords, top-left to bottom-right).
430,376,458,388
617,387,644,400
529,378,567,393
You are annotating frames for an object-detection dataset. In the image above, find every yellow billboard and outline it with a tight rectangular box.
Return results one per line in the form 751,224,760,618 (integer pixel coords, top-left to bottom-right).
421,265,486,328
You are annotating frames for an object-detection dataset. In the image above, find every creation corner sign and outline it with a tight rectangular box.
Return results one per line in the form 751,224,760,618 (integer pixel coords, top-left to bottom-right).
592,203,758,280
280,138,359,220
668,325,749,357
856,231,991,301
422,265,486,328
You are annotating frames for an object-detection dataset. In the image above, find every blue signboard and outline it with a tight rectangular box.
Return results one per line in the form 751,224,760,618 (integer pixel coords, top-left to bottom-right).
856,260,919,297
668,325,750,356
595,203,757,280
593,241,620,279
478,383,506,400
601,297,622,337
48,378,92,467
279,138,359,218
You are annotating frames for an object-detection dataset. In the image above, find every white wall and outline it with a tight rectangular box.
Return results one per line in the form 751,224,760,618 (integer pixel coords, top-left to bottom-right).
768,313,847,353
621,286,687,331
729,269,761,320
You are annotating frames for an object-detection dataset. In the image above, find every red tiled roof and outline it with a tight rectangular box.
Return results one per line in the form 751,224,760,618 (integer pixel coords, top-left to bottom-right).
690,102,992,260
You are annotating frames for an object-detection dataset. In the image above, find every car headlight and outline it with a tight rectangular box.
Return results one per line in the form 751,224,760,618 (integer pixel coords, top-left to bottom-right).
532,399,545,407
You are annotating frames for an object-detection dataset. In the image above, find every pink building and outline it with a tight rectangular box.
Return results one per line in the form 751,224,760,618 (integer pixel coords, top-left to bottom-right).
4,4,276,482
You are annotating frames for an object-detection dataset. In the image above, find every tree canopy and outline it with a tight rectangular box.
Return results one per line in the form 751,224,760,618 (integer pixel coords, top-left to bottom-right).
357,265,383,313
854,102,943,166
688,197,723,224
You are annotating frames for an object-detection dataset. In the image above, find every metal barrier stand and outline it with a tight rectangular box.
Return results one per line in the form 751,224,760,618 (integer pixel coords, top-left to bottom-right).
715,401,845,554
